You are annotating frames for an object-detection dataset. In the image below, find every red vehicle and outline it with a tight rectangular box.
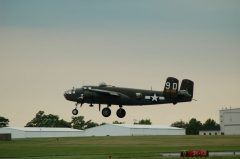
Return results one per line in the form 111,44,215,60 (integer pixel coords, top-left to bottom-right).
181,150,209,157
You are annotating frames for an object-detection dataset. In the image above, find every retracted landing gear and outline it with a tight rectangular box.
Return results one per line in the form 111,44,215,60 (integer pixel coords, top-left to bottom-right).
116,105,126,118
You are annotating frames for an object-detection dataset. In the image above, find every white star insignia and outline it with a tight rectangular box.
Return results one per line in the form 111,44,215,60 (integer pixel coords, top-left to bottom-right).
151,94,158,102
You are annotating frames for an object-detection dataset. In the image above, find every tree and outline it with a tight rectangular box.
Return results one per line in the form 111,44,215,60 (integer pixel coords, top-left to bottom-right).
85,120,99,129
134,119,152,125
186,118,202,135
171,120,187,128
57,119,72,128
201,118,220,131
112,121,124,124
26,111,71,127
71,116,86,130
0,116,9,127
71,116,99,130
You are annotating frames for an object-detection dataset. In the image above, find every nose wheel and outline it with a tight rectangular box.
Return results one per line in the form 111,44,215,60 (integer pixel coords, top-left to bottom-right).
72,109,78,115
72,103,80,115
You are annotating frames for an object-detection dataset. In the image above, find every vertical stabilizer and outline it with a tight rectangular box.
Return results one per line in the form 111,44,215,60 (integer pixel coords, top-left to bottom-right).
163,77,179,99
180,79,194,100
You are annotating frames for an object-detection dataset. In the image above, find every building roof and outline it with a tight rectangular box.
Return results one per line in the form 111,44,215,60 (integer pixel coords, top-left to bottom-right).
199,130,220,132
220,107,240,112
2,127,83,132
112,124,184,130
1,125,184,132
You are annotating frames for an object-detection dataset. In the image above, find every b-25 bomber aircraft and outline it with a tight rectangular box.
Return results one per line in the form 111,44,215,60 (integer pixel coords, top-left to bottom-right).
64,77,194,118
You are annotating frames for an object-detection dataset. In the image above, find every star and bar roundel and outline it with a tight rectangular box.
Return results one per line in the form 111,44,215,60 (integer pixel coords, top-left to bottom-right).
144,94,165,102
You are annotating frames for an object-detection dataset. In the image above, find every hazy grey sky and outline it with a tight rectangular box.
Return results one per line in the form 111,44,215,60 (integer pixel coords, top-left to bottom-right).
1,0,240,126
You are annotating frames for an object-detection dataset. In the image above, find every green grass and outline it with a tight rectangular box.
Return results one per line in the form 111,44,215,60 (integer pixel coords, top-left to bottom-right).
0,136,240,159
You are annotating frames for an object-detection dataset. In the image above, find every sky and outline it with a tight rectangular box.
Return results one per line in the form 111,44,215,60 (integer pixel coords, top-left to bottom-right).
0,0,240,127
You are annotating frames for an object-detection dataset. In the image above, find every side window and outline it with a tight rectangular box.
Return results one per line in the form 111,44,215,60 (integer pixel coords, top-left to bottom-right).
136,93,142,99
71,87,76,94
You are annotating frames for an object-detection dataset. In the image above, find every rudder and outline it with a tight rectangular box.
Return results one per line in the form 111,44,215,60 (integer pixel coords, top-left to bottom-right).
180,79,194,100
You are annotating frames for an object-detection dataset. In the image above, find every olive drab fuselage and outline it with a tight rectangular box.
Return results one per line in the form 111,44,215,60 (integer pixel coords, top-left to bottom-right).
64,77,194,118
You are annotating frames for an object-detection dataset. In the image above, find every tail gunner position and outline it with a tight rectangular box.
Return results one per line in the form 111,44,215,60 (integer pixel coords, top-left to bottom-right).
64,77,194,118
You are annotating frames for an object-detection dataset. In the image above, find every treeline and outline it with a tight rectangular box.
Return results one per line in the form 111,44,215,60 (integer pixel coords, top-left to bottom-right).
171,118,220,135
0,116,9,127
0,111,152,130
26,111,100,130
1,111,220,135
26,111,153,130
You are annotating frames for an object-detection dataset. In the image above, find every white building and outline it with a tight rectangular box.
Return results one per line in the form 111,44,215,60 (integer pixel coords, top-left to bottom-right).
220,107,240,135
199,130,221,136
0,127,84,139
84,124,185,136
0,124,185,139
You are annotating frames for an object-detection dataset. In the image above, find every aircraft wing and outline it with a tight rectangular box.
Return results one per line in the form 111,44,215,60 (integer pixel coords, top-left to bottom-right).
88,88,120,97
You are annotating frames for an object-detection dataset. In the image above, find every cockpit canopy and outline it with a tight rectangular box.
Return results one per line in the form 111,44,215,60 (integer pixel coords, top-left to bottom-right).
98,82,115,87
65,87,76,95
99,82,107,87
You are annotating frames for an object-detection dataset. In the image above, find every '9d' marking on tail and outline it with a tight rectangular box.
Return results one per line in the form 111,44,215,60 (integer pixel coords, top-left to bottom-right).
165,82,171,89
172,83,178,90
165,82,178,90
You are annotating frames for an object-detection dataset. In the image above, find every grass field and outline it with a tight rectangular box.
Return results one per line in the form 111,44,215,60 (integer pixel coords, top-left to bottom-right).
0,135,240,159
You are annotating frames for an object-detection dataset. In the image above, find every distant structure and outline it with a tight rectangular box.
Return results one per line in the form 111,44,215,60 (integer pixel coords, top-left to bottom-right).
199,130,221,136
84,124,185,136
200,107,240,135
0,127,84,139
0,124,185,139
220,107,240,135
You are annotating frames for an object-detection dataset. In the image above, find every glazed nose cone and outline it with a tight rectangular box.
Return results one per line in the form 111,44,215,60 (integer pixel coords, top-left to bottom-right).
64,91,69,100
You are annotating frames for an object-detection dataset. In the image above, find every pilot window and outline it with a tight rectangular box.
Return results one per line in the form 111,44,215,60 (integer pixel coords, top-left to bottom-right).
66,89,75,94
136,93,142,99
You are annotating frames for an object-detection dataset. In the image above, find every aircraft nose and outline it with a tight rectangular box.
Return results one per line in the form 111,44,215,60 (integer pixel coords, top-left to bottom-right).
64,91,69,100
64,89,76,101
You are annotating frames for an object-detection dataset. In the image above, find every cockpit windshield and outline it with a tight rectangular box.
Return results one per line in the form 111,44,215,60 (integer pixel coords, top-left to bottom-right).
65,88,76,94
99,82,107,87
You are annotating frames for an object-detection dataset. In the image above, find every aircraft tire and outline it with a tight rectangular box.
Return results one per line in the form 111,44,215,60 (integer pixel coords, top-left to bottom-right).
72,109,78,115
102,107,111,117
116,108,126,118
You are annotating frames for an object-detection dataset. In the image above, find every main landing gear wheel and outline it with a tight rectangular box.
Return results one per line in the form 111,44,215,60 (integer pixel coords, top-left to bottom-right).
102,107,111,117
116,108,126,118
72,109,78,115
